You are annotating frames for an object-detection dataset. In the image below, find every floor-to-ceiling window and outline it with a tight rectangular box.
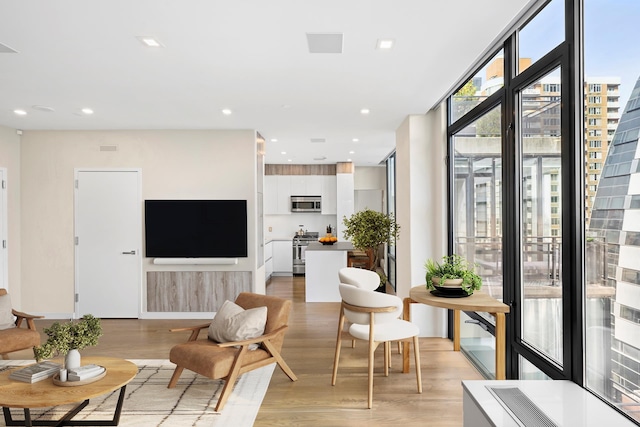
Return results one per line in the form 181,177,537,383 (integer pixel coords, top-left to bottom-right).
447,0,640,422
584,0,640,420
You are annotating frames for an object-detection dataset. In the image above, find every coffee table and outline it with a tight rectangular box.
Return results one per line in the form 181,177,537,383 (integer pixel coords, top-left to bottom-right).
0,356,138,427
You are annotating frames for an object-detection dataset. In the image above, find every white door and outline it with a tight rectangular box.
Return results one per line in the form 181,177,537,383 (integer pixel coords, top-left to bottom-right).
75,170,141,318
0,168,6,290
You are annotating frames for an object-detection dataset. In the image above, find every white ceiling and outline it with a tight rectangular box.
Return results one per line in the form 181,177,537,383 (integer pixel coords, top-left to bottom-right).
0,0,533,166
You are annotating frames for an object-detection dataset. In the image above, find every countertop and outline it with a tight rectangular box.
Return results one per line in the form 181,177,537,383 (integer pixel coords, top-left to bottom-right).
306,241,354,251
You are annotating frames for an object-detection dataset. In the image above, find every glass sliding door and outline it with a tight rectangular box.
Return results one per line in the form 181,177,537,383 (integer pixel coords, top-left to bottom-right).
518,67,564,366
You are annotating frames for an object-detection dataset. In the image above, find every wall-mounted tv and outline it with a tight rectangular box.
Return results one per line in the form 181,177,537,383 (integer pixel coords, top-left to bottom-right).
145,200,248,258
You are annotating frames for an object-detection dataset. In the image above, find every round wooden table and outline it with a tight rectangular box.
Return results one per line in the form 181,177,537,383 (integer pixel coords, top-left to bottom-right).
0,356,137,426
402,286,510,379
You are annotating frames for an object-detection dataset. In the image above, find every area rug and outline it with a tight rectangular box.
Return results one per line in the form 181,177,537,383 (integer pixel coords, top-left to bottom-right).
0,359,275,427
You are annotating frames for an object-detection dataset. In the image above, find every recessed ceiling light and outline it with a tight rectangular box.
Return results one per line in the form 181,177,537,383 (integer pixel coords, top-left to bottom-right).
136,36,163,48
347,158,352,162
13,109,27,116
376,39,395,50
270,138,278,142
352,138,359,142
287,159,292,162
360,108,370,115
221,108,232,115
349,150,355,154
281,151,287,155
81,108,94,115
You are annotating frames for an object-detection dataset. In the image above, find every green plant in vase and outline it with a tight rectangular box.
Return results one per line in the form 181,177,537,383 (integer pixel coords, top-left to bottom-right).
425,254,482,295
33,314,102,364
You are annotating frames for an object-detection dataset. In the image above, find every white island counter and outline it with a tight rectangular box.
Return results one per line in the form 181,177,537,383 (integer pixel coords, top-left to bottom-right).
305,241,354,302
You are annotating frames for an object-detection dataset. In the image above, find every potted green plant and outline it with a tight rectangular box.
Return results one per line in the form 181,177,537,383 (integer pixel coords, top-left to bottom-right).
342,209,400,291
33,314,102,369
425,254,482,296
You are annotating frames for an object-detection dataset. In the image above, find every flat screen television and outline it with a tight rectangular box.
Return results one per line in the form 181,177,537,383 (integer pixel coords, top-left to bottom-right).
145,199,248,258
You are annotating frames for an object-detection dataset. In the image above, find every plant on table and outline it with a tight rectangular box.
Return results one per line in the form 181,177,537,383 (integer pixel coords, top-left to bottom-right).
342,209,400,290
33,314,102,362
425,254,482,295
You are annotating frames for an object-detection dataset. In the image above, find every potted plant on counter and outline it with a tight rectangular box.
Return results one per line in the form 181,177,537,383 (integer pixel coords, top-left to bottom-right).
342,209,400,291
33,314,102,369
425,254,482,296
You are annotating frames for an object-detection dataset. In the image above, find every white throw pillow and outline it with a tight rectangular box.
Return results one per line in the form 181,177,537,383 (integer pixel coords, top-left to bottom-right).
0,293,16,330
208,300,267,350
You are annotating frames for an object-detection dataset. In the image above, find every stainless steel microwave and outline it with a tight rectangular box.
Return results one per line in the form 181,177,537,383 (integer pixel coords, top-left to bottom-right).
291,196,321,212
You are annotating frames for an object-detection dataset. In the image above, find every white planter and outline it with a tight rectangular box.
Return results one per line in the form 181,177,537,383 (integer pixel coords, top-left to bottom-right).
432,277,463,288
65,349,81,370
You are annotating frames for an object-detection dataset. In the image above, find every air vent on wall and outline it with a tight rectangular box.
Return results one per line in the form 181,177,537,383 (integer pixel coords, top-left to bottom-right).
310,138,326,143
306,33,343,54
100,145,118,152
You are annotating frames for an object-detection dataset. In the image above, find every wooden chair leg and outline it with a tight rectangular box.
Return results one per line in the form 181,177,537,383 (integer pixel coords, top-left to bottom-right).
368,338,376,409
413,335,422,394
167,366,184,389
262,340,297,381
332,308,346,386
384,341,389,376
215,347,248,411
397,341,401,354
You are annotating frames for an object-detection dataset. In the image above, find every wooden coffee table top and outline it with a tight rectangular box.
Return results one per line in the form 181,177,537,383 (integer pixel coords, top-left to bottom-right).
0,356,137,408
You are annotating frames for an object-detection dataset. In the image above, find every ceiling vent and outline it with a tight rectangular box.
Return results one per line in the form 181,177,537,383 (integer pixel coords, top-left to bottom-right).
99,145,118,152
310,138,326,143
306,33,343,54
0,42,18,53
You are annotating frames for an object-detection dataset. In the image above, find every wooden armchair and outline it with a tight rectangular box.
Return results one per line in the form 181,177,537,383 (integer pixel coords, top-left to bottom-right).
168,292,297,411
0,288,43,359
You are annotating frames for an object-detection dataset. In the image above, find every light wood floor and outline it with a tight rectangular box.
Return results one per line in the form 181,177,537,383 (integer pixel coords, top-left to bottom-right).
13,276,482,426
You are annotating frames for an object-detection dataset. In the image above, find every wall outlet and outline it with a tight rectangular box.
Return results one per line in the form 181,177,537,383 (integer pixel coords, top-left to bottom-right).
268,226,272,232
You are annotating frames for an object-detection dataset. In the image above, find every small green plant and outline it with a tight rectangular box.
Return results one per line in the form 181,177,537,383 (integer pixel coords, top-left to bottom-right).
33,314,102,361
425,254,482,295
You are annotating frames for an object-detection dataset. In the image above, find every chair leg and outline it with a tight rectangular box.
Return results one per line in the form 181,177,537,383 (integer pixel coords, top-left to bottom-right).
332,308,346,386
384,342,389,377
413,335,422,393
262,339,297,381
397,341,401,354
368,339,376,409
167,366,184,389
215,346,248,411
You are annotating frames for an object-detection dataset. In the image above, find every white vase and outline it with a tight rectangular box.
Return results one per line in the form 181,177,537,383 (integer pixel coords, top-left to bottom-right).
65,349,81,370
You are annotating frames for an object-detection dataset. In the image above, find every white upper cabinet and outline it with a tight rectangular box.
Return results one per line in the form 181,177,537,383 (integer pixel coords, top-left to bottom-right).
322,175,337,215
290,175,322,196
265,175,291,215
265,174,336,215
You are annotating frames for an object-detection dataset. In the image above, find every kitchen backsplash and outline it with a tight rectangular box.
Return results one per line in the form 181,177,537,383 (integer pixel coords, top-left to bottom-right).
265,213,338,239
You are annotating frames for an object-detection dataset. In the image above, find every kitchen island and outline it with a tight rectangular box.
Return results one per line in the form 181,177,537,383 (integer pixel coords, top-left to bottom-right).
305,241,354,302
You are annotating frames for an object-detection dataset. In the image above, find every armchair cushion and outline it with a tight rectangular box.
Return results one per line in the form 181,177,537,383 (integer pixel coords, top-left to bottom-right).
0,294,15,330
208,300,267,350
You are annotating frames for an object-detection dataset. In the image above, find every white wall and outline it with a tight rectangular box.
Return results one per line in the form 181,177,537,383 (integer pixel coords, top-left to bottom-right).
395,106,448,337
0,126,21,306
19,129,258,314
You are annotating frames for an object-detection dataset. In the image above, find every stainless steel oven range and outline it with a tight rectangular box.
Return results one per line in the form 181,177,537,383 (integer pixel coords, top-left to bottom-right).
292,232,319,275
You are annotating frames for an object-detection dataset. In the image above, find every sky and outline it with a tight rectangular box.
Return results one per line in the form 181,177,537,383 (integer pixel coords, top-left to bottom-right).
506,0,639,108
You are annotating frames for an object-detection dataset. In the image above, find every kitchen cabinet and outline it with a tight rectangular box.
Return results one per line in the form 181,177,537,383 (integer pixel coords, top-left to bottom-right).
291,175,322,196
265,176,291,215
321,175,337,214
272,240,293,274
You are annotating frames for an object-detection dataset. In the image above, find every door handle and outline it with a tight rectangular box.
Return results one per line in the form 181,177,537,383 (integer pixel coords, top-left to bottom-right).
122,250,136,255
